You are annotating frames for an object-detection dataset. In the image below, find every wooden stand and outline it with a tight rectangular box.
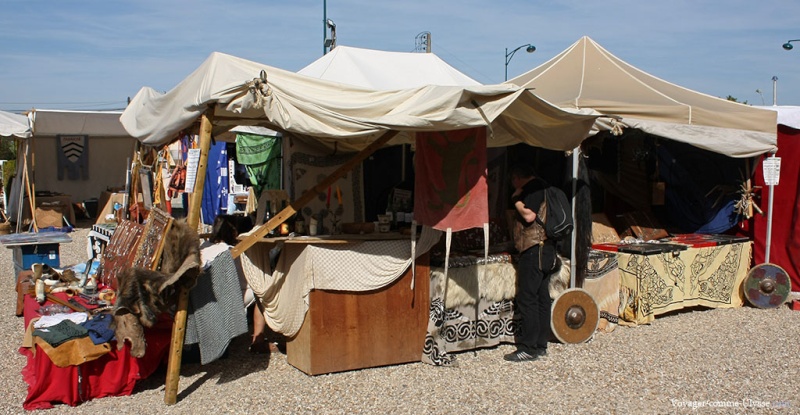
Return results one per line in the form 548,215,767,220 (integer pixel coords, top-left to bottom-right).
287,253,430,375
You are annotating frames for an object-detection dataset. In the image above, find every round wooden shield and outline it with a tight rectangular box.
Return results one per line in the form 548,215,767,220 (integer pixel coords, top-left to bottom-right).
550,288,599,344
744,263,792,309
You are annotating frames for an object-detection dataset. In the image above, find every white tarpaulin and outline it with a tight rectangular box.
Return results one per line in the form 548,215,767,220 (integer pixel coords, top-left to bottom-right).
0,110,31,138
755,106,800,130
298,45,480,89
121,52,601,151
508,36,777,158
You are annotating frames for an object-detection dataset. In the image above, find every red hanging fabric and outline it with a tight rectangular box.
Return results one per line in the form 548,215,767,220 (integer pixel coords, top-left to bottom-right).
414,127,488,232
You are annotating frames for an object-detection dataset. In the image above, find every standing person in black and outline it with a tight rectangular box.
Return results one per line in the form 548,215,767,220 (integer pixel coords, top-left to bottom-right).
505,164,560,362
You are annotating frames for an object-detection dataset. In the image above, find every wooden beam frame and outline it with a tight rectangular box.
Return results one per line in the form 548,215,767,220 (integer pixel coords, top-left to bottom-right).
164,109,213,405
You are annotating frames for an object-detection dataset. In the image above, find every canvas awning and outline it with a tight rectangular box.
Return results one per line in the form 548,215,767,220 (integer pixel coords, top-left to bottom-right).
508,36,777,158
121,52,602,151
0,110,31,138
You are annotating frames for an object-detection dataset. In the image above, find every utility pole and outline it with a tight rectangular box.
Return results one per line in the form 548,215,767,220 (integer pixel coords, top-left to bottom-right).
772,76,778,106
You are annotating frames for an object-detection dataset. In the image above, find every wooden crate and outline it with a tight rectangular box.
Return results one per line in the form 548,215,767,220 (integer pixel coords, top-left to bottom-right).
287,254,430,375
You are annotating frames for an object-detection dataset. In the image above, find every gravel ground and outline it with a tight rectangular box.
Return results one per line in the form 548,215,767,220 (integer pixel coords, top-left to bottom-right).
0,224,798,414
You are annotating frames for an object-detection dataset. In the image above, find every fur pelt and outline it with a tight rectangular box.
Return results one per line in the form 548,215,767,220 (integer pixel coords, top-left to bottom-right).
549,255,571,300
113,267,168,328
160,218,201,276
112,312,147,358
111,218,202,356
438,262,518,308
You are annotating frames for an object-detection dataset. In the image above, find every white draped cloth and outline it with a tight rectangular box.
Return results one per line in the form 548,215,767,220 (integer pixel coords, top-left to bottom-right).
240,226,441,336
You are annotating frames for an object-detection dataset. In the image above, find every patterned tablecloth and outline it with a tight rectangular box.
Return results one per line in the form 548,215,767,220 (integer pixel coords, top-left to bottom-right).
617,242,752,325
423,255,518,366
422,251,623,366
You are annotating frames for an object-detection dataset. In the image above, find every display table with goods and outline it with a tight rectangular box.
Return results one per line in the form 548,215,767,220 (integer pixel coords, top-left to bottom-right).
593,235,752,325
18,287,171,410
240,229,438,375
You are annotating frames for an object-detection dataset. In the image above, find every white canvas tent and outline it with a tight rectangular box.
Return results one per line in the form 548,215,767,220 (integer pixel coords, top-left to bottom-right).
7,109,136,227
508,36,777,158
121,52,601,151
0,110,31,138
26,109,135,203
298,45,480,89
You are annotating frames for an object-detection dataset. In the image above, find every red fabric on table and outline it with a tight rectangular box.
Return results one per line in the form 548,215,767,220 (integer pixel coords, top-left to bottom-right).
591,243,619,252
19,293,172,410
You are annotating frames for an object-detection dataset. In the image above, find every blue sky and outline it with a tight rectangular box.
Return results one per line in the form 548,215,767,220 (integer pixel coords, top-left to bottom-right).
2,0,800,112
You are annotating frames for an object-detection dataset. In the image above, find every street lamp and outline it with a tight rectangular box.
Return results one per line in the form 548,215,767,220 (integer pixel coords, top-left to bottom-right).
505,43,536,81
782,39,800,50
324,19,337,54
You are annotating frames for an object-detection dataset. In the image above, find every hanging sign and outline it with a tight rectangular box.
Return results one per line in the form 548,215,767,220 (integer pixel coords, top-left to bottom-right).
763,157,781,186
184,148,201,193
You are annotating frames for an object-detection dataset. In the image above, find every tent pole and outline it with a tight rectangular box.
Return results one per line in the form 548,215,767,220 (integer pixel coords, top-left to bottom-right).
164,109,214,405
27,132,37,232
569,146,578,288
764,153,777,263
231,130,399,259
15,141,26,233
22,143,37,232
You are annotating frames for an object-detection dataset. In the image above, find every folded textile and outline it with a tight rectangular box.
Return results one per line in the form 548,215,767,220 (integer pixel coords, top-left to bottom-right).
81,313,116,345
34,312,88,329
33,336,111,368
33,320,89,348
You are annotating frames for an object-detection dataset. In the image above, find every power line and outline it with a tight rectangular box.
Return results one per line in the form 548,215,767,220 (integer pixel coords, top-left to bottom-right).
0,100,127,112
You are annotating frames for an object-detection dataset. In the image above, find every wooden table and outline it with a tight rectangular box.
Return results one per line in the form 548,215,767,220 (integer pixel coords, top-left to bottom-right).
250,233,430,375
288,253,429,375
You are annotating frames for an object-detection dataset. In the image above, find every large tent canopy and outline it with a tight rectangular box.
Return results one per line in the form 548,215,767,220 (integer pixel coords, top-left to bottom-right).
298,45,480,89
508,36,777,158
0,110,31,138
121,52,601,151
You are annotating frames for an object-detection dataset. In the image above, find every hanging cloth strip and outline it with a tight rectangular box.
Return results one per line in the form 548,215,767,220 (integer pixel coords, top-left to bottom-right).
235,133,282,197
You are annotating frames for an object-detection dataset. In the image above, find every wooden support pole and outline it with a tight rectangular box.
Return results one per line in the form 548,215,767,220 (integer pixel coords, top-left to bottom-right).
22,142,37,232
231,130,399,259
164,110,213,405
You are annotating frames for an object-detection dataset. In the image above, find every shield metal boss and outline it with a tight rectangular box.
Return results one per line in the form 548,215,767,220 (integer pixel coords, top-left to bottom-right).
744,263,792,309
550,288,599,344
